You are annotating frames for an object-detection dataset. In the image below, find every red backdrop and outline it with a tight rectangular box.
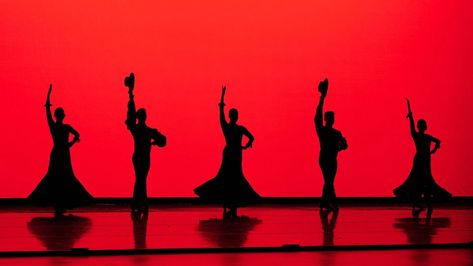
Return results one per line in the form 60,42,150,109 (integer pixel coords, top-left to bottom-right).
1,1,472,197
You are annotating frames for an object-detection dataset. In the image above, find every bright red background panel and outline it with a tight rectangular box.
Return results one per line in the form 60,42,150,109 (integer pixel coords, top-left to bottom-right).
1,1,472,197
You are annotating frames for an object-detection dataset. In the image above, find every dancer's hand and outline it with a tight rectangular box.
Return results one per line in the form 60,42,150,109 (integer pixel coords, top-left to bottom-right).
339,137,348,151
318,79,328,97
151,140,160,146
219,85,226,107
406,98,412,118
124,72,135,91
318,78,328,97
242,142,252,150
45,84,52,107
69,137,80,147
431,143,440,154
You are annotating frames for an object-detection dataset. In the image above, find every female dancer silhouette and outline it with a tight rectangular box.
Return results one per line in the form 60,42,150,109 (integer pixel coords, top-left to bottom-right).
194,86,260,219
394,99,451,218
29,84,92,216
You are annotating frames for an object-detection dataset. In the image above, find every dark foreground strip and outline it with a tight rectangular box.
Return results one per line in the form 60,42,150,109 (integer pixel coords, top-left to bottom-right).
0,242,471,258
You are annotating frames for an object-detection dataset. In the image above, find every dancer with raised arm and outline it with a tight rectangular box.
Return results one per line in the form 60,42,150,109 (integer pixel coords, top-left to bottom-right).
194,86,260,219
394,99,451,218
124,73,166,212
314,78,347,212
29,84,92,216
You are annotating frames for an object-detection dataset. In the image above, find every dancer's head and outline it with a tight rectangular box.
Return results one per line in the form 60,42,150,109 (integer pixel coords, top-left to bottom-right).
417,119,427,133
324,111,335,127
229,108,238,124
137,108,147,124
54,107,65,122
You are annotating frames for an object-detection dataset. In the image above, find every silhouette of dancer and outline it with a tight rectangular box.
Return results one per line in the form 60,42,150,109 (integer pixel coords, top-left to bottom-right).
314,79,347,212
394,99,451,218
28,84,92,216
125,73,166,212
194,86,260,219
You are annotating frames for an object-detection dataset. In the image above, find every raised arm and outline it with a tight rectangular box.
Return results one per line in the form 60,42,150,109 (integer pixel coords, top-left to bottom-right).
45,84,54,128
315,79,328,134
242,126,254,149
406,98,416,138
125,73,136,130
126,90,136,129
219,85,227,130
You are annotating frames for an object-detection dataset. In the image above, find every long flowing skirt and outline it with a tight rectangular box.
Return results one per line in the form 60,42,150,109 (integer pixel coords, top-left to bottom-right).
194,146,260,207
28,147,93,209
394,153,451,202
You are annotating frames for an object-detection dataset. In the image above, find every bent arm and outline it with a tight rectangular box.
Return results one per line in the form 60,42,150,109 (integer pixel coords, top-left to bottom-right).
242,127,254,149
68,125,80,147
151,129,167,147
339,133,348,151
430,135,441,154
126,91,136,130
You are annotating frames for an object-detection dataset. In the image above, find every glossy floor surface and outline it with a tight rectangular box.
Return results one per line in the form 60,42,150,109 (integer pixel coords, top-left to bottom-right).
0,204,471,265
0,204,471,251
1,249,472,266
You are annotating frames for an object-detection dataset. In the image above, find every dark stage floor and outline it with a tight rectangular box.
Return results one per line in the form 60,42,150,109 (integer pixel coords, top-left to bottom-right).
0,203,471,265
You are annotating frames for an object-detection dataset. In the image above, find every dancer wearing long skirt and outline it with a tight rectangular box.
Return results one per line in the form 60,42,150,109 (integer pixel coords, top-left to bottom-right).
194,86,260,219
29,84,92,216
394,99,452,218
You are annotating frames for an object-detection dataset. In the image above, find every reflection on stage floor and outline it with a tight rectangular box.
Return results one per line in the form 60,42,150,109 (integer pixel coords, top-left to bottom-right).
0,204,470,252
